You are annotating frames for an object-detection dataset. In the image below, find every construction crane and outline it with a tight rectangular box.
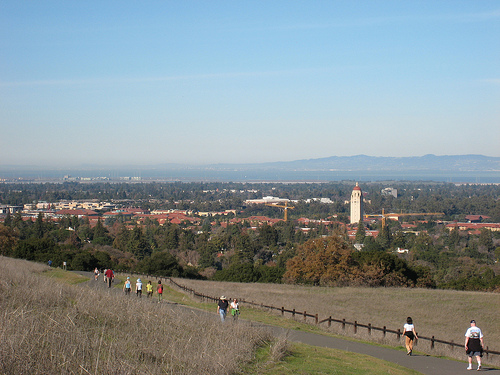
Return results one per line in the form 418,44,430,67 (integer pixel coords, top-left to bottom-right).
365,208,444,227
265,202,295,221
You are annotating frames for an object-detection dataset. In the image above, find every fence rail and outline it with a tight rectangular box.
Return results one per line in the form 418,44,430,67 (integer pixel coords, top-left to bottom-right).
167,278,500,359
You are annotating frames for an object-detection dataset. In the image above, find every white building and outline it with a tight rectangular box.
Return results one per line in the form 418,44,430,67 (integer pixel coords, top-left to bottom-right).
350,182,364,224
245,196,290,205
381,187,398,198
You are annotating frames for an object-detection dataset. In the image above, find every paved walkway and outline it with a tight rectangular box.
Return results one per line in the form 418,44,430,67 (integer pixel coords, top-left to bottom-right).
78,272,499,375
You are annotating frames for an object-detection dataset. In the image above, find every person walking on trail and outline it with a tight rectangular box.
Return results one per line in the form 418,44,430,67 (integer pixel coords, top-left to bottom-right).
146,281,153,298
123,277,131,295
136,278,143,298
465,320,484,371
157,280,163,302
230,298,240,321
403,317,418,355
94,267,100,281
217,296,229,322
104,268,114,288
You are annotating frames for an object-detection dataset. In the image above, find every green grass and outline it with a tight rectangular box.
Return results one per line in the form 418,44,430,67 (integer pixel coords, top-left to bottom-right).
42,268,89,284
242,342,422,375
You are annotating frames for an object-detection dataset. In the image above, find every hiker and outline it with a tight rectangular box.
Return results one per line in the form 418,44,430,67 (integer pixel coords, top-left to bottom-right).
230,298,240,321
123,277,131,295
403,317,418,355
217,296,229,322
48,260,52,267
157,280,163,302
136,278,143,298
146,281,153,298
465,320,484,371
62,261,67,271
103,269,107,283
94,267,100,281
104,268,114,288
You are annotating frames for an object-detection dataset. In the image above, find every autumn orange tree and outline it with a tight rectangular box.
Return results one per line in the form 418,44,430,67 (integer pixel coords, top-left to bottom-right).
284,234,427,287
283,234,359,286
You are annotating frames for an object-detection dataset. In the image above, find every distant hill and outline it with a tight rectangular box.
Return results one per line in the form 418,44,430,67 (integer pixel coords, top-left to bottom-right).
1,155,499,183
210,154,500,172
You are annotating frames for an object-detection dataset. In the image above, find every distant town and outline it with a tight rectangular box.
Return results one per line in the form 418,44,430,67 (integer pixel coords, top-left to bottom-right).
0,180,498,290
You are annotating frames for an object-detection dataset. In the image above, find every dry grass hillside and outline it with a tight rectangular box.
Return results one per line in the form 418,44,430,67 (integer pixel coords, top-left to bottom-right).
0,257,270,375
172,278,500,362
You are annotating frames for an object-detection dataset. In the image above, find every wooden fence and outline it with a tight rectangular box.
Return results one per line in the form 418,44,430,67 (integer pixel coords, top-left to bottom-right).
167,278,500,360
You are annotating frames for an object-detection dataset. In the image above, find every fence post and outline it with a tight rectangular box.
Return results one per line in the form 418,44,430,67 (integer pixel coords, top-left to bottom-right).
383,326,386,338
354,321,357,334
431,336,435,350
303,311,307,322
328,316,331,328
342,318,346,331
368,323,371,335
450,340,454,351
315,314,318,325
397,329,401,340
281,306,284,316
292,308,295,318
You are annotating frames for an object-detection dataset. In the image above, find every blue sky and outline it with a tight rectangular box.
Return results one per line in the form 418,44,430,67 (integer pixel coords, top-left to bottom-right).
1,1,499,167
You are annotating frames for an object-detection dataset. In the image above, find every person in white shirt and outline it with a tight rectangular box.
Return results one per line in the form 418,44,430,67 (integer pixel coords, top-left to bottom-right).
135,278,143,298
465,320,484,371
403,317,418,355
230,298,240,321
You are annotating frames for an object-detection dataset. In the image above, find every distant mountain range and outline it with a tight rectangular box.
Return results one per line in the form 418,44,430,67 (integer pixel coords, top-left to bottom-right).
209,154,500,172
1,155,499,183
2,154,499,173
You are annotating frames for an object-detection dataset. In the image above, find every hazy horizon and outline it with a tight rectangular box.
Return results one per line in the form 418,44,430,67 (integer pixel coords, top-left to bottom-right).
1,153,499,169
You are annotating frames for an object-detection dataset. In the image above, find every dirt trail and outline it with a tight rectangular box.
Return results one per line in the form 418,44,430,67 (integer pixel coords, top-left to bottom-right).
76,272,498,375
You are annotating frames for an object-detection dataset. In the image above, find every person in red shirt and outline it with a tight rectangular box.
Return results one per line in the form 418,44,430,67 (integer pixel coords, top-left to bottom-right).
104,269,114,288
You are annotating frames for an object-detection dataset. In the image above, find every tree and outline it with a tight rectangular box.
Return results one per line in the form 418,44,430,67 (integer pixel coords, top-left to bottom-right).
135,251,182,277
197,241,219,269
448,225,460,250
377,225,392,249
33,212,45,239
201,218,212,233
0,224,18,256
212,263,258,282
165,224,180,250
258,224,278,247
71,250,98,271
355,220,366,243
283,235,355,286
478,228,494,252
4,210,12,227
353,251,418,287
233,233,254,264
92,218,112,246
13,238,57,262
94,250,113,269
112,224,129,251
127,226,152,259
